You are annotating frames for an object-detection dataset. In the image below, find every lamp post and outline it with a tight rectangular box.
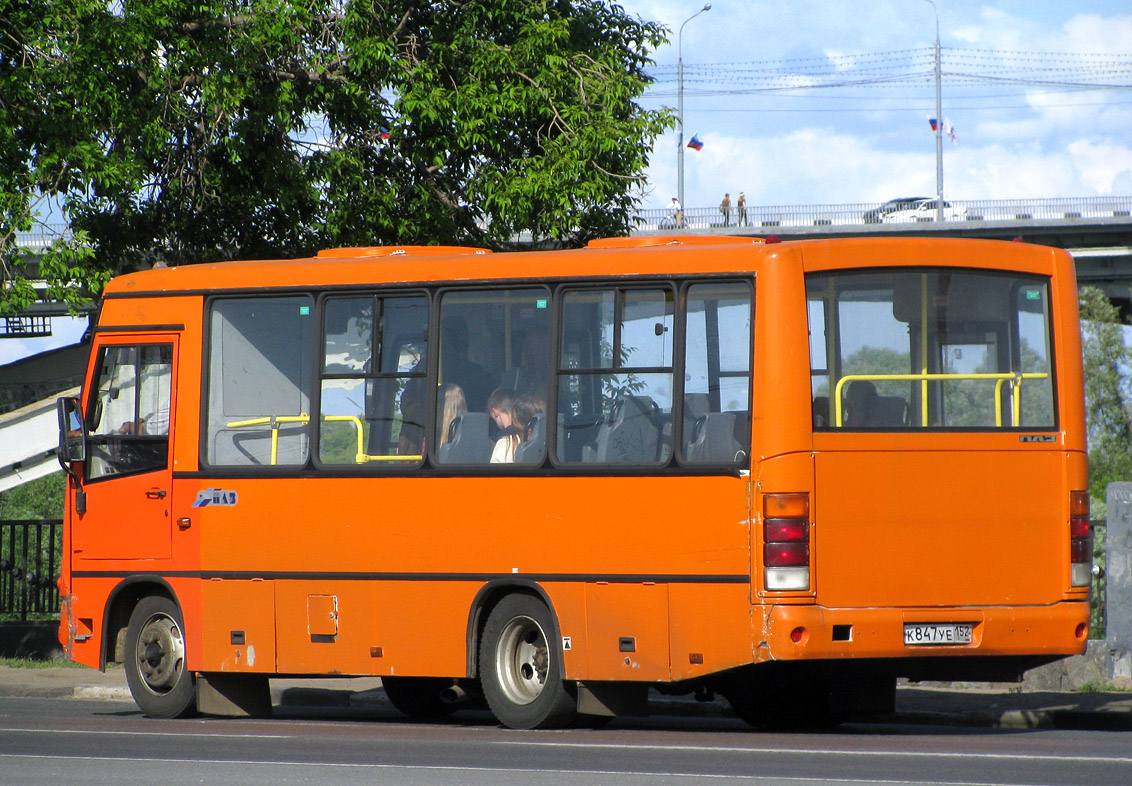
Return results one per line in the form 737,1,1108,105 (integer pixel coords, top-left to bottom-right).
677,3,711,214
924,0,944,221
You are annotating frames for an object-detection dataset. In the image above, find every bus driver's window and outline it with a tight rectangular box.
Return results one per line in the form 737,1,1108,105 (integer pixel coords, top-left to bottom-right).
87,344,172,480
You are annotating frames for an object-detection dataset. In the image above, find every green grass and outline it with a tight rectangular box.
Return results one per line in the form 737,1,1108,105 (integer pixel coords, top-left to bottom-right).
1074,680,1132,693
0,655,80,668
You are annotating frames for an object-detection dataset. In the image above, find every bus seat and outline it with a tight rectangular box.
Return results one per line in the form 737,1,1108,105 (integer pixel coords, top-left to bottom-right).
438,412,493,463
683,393,710,437
595,395,661,463
514,413,546,464
687,412,743,463
872,396,909,426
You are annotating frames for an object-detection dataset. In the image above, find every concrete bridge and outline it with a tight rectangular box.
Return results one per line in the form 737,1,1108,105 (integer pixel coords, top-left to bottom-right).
633,195,1132,310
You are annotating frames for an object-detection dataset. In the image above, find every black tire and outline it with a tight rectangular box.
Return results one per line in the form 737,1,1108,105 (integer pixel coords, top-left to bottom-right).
124,595,196,719
479,594,576,730
381,676,457,720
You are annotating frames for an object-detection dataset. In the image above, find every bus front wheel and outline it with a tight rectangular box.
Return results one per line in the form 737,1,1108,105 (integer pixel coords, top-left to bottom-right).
479,594,576,730
124,595,197,719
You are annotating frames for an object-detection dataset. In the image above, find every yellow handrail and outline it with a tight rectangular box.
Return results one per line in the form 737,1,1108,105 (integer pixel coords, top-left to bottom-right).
833,372,1049,428
225,414,421,465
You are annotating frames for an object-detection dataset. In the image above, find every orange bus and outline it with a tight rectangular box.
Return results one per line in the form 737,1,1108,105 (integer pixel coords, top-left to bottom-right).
55,235,1091,729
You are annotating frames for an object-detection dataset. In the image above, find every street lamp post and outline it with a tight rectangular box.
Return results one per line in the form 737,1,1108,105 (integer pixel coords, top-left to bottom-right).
924,0,944,221
677,3,711,214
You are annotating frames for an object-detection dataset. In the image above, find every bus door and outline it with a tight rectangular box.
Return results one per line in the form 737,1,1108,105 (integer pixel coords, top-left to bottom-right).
75,336,178,560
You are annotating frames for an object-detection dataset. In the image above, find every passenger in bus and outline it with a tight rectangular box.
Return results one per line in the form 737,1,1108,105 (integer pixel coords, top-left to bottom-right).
512,394,546,439
488,387,520,463
440,316,496,411
505,327,549,397
398,375,427,455
438,383,467,445
844,380,878,427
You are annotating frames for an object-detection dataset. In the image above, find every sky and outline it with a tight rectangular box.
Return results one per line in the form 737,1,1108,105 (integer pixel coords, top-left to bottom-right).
4,1,1131,366
624,0,1132,211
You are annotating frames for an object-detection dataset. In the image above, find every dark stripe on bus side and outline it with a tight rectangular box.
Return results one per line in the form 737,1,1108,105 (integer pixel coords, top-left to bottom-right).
71,570,749,584
93,324,185,332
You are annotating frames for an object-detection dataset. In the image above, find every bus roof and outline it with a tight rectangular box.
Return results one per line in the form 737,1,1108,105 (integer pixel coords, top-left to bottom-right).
101,235,1066,298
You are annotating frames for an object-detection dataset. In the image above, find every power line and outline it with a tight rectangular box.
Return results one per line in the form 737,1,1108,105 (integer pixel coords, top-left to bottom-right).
647,47,1132,92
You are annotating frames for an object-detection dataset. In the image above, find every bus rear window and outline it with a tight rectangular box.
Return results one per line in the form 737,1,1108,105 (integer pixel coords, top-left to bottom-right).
807,269,1055,430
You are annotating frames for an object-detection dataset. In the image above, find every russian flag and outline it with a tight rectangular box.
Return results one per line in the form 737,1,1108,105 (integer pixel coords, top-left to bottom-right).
687,134,703,151
928,117,939,132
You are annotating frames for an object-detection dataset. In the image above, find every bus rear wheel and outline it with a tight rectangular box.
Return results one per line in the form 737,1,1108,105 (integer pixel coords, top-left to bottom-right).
479,594,576,730
124,596,197,719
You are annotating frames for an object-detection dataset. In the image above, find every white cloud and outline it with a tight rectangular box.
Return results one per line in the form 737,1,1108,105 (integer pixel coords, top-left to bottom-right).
628,2,1132,212
1067,140,1132,195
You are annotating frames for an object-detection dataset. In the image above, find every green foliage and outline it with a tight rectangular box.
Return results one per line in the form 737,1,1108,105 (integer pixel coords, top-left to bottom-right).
0,474,64,520
1,1,672,313
319,417,363,464
1077,285,1132,639
1078,286,1132,508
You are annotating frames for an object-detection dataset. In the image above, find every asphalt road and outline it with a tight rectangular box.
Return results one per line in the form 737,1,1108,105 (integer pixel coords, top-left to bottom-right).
1,694,1130,786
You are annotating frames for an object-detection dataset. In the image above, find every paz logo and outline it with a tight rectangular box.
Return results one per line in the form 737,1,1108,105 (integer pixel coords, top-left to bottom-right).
193,488,239,507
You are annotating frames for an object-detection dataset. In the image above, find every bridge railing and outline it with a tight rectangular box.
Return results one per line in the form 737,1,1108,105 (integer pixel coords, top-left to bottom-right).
635,196,1132,233
0,520,61,621
10,224,71,250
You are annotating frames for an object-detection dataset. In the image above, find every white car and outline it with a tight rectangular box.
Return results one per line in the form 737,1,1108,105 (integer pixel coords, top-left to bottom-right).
880,198,967,223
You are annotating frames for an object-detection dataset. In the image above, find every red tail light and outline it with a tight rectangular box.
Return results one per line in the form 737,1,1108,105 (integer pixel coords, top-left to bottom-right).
765,541,808,567
763,493,810,591
1069,491,1092,588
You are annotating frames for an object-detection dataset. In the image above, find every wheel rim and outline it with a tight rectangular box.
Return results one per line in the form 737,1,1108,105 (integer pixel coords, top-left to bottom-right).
494,614,550,706
135,612,185,695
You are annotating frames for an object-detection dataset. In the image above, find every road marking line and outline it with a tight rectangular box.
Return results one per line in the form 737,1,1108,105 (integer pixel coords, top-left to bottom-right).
0,727,288,739
492,740,1132,765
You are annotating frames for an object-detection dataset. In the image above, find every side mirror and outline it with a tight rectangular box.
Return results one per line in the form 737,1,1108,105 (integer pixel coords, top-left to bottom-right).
57,396,86,463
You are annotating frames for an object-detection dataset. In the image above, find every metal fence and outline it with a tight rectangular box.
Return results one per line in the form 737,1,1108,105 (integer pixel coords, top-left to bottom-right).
0,520,61,621
635,196,1132,233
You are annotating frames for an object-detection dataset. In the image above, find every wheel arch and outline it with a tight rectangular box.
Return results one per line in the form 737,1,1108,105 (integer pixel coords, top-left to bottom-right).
464,579,562,679
101,575,181,669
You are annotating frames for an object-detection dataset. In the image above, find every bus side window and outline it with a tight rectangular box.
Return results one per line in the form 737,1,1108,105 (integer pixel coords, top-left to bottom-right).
557,287,674,465
683,282,752,464
206,297,313,467
319,295,428,465
436,288,550,466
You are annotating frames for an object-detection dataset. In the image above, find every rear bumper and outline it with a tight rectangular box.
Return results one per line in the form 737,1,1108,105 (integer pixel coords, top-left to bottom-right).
762,600,1090,663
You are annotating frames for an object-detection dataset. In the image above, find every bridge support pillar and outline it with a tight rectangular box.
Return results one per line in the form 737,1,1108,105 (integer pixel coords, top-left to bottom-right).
1105,483,1132,685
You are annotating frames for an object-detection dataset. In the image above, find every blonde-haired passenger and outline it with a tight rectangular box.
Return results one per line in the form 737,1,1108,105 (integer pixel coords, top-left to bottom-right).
438,383,467,445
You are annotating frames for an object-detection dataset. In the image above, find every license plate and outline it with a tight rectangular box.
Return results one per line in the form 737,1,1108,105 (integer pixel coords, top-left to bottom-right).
903,623,972,646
